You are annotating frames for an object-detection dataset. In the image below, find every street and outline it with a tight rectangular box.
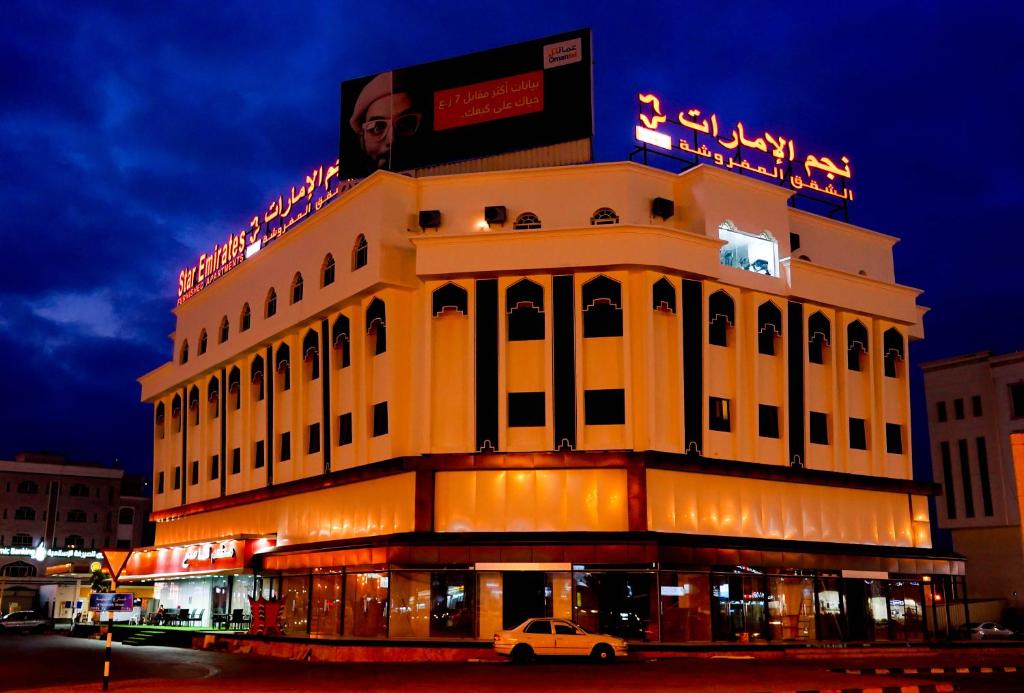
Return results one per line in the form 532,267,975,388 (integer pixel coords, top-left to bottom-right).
1,635,1023,692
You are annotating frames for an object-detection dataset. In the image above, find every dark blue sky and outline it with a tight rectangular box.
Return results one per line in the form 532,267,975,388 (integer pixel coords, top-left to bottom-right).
2,1,1022,478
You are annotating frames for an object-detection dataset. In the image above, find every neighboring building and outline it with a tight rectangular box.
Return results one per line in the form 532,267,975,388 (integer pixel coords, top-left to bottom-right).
124,159,966,643
0,453,152,618
922,350,1024,606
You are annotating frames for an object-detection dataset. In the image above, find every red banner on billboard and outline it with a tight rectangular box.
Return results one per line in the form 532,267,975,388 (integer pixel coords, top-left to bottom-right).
434,71,544,131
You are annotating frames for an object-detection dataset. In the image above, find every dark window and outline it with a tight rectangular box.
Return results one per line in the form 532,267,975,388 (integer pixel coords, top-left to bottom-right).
322,253,336,287
179,340,189,364
977,437,993,517
789,232,801,251
240,303,251,331
69,483,88,497
303,330,320,381
228,367,241,410
937,401,947,422
758,404,780,438
231,448,241,474
172,394,182,431
14,507,35,521
885,423,903,454
251,355,265,401
210,454,220,480
68,509,87,523
254,441,265,469
208,377,220,419
155,402,166,439
524,620,551,634
338,413,353,446
64,534,84,549
954,398,965,420
971,395,983,417
590,207,619,225
432,283,469,316
372,402,389,437
554,624,577,635
708,291,735,347
508,392,545,427
709,397,730,432
173,467,181,490
291,272,303,304
157,471,165,493
189,385,200,425
582,275,623,338
265,288,277,318
219,316,229,344
332,314,352,367
367,298,387,355
757,301,782,356
353,234,368,269
808,312,830,365
11,534,33,548
198,329,208,355
513,212,541,230
809,411,829,445
116,539,131,549
584,389,626,426
276,343,291,391
847,321,868,371
940,441,956,519
883,328,904,378
1010,383,1024,418
190,460,199,485
958,438,975,517
308,423,321,454
849,418,867,450
18,480,38,494
652,278,676,313
507,279,545,341
280,432,291,462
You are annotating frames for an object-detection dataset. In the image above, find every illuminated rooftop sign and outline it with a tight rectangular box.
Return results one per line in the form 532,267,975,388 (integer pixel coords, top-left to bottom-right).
634,93,853,205
176,159,348,305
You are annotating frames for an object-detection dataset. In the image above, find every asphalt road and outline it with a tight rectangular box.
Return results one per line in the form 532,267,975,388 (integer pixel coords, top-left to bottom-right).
1,634,1023,692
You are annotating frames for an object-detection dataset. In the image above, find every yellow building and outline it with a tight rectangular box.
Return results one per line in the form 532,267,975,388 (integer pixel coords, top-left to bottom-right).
125,161,963,643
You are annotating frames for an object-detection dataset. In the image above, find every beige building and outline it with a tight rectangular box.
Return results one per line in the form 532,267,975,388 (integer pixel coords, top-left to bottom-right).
124,160,963,642
923,350,1024,605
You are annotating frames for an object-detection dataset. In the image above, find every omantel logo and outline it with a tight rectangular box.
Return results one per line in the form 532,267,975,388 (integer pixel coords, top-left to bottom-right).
181,542,236,568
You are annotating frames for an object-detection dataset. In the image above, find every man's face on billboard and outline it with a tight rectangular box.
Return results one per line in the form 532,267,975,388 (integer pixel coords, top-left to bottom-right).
360,93,421,170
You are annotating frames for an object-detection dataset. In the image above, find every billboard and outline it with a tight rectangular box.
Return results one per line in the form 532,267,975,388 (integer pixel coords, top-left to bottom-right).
339,29,593,178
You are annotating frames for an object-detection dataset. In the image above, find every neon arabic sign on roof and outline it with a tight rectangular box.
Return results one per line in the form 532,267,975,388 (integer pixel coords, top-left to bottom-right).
634,93,853,202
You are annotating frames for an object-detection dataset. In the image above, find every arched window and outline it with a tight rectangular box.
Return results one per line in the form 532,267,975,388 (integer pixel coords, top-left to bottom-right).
171,394,182,431
219,316,229,344
67,509,87,523
303,329,320,381
188,385,200,425
353,234,368,270
808,312,831,365
652,277,676,313
507,279,544,341
2,560,37,577
155,402,166,440
179,340,189,364
291,273,304,304
207,376,220,419
240,303,252,332
708,290,735,347
431,283,469,317
228,366,241,410
847,320,869,372
118,507,135,525
582,275,623,338
64,534,84,548
17,480,38,494
265,288,277,318
366,298,386,355
757,301,783,356
198,329,208,355
513,212,542,230
332,314,351,368
590,207,619,225
69,483,89,497
11,533,34,548
251,355,265,401
14,506,35,521
883,327,905,378
275,343,291,391
322,253,336,287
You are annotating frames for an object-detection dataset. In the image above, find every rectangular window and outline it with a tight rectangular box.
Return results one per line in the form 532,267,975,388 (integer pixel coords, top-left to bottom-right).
254,440,265,469
173,467,181,490
789,232,801,251
958,438,974,518
584,389,625,426
758,404,779,438
954,398,964,420
210,454,220,481
157,472,165,494
280,432,291,462
709,397,730,432
190,460,199,485
940,441,956,519
976,437,993,517
937,401,947,423
809,411,828,445
508,392,545,427
338,413,353,445
372,402,389,437
308,423,321,454
885,423,903,454
231,448,241,474
971,395,982,417
849,418,867,450
1011,383,1024,418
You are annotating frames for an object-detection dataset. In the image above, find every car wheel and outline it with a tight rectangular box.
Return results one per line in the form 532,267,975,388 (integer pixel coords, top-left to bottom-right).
510,644,534,664
591,644,614,662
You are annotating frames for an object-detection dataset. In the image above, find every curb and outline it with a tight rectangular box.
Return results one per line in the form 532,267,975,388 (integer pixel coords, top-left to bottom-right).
832,665,1018,674
755,685,955,693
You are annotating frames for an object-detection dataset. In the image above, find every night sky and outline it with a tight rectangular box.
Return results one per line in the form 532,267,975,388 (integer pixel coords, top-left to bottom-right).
3,1,1022,481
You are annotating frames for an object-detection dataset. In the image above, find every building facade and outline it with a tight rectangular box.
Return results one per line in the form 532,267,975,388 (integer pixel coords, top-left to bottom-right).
923,350,1024,606
129,161,963,642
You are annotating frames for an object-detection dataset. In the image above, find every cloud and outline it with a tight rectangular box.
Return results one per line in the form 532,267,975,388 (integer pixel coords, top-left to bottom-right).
29,289,128,341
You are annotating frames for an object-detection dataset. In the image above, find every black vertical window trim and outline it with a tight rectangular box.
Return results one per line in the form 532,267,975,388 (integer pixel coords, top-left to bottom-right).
219,367,227,497
180,386,187,506
682,280,703,454
940,441,957,519
976,437,994,517
787,302,804,466
266,345,274,486
552,275,576,450
475,279,499,451
320,319,332,473
958,439,974,518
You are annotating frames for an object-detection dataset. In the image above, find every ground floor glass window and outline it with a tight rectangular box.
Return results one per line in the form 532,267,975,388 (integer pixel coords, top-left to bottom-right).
660,572,711,642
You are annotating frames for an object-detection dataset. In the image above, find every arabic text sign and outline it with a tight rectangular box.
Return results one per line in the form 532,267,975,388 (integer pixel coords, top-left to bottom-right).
89,593,134,612
635,93,853,202
434,71,544,131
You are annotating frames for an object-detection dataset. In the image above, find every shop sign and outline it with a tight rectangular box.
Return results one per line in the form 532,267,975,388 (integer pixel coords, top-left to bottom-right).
89,593,134,612
181,541,236,568
0,545,102,561
120,538,272,580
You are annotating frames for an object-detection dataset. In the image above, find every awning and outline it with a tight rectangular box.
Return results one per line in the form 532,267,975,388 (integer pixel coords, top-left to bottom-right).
111,536,276,583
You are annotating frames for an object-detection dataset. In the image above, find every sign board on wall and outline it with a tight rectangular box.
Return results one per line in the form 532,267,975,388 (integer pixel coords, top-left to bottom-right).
339,29,594,178
89,593,134,612
118,538,274,581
